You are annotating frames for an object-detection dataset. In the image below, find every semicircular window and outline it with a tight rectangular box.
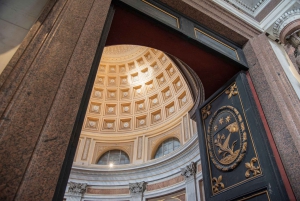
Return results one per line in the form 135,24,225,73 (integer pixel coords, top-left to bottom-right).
97,150,130,165
154,137,180,159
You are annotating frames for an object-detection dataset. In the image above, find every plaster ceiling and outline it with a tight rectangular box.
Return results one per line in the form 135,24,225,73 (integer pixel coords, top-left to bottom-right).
81,45,194,136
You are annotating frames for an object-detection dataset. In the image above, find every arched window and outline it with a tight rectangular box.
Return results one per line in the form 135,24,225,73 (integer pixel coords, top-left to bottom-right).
97,150,130,165
154,137,180,159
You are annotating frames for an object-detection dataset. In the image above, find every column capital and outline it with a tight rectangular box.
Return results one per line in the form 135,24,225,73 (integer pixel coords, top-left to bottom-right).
68,182,87,195
181,161,196,179
129,181,147,194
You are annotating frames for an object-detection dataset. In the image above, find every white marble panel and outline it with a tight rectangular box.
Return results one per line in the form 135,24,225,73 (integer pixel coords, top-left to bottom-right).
0,19,27,74
0,0,49,29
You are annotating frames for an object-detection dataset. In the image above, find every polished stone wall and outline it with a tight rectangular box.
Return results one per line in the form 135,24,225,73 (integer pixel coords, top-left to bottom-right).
244,34,300,200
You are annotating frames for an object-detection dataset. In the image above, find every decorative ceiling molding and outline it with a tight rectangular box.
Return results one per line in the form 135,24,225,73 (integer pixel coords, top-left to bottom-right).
82,45,195,136
273,8,300,39
103,45,141,55
224,0,270,17
102,45,148,62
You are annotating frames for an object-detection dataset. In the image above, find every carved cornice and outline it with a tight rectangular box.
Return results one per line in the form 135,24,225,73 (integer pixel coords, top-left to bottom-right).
70,135,200,186
168,0,261,40
68,182,87,195
224,0,269,14
273,9,300,39
129,181,147,194
181,161,196,178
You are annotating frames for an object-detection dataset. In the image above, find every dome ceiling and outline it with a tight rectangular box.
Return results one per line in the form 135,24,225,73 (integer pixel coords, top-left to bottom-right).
81,45,194,137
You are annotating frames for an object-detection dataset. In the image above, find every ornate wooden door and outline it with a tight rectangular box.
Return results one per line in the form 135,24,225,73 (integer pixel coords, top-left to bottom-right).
197,72,288,201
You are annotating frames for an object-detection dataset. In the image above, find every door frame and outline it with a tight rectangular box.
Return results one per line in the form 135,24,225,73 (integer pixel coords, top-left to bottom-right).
52,1,294,200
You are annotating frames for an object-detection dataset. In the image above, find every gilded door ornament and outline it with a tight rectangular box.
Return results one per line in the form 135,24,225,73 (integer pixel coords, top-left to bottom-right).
245,157,261,178
225,83,238,99
207,106,247,171
212,175,224,193
202,104,211,119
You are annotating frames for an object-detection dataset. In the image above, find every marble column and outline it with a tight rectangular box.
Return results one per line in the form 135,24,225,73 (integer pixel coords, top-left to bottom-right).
64,182,87,201
129,182,146,201
181,162,198,201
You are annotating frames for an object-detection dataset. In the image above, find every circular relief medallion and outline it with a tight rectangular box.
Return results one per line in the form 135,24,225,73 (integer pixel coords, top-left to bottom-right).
124,106,129,112
139,119,145,125
207,106,247,171
123,122,129,128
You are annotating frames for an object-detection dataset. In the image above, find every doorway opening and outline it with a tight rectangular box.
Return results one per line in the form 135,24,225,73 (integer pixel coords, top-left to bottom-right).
60,2,247,201
65,45,204,200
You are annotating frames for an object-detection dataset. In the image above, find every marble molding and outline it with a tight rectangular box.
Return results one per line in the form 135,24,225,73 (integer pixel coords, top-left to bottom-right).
69,135,200,186
146,176,184,191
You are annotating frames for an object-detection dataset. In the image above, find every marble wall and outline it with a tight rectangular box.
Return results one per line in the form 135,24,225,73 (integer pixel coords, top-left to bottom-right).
66,135,203,201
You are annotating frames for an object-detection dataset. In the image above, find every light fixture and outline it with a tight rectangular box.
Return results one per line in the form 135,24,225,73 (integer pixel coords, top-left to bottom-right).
109,162,114,168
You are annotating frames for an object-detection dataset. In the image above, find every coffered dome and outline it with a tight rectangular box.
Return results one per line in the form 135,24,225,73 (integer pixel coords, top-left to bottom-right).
81,45,194,137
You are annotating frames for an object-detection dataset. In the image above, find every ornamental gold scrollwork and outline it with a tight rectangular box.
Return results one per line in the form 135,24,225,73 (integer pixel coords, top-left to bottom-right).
207,106,247,171
212,175,224,193
245,157,261,178
202,104,211,119
225,83,238,99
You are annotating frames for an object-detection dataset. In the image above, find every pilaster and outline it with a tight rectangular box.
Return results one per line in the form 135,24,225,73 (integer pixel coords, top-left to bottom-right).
244,33,300,199
0,0,112,200
181,162,198,201
64,182,87,201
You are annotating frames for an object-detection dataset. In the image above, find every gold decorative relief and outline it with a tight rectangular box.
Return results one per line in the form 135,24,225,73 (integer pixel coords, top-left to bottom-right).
202,104,211,120
212,175,224,193
219,117,224,125
245,157,261,178
225,83,238,99
207,106,247,171
214,122,239,165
